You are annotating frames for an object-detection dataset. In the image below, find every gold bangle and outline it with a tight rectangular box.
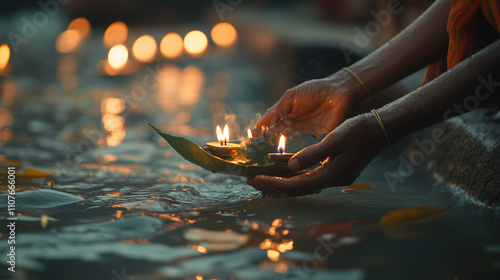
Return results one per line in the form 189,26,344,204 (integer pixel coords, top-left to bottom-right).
342,67,372,101
370,109,391,149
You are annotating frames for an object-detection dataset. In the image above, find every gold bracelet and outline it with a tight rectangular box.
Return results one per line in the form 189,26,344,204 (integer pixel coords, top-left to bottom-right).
342,67,372,101
370,109,391,149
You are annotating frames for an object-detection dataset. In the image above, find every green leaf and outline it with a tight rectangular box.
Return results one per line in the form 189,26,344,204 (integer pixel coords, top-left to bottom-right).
150,124,322,177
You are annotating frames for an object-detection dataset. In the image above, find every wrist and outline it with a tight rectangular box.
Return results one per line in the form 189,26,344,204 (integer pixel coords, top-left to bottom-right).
359,112,390,151
328,69,371,104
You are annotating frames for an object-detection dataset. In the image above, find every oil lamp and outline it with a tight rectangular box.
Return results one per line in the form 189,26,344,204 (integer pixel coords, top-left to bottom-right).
206,124,241,156
268,135,295,164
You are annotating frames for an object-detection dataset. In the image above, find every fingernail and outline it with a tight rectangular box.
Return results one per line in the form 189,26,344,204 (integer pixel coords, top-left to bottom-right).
288,157,301,171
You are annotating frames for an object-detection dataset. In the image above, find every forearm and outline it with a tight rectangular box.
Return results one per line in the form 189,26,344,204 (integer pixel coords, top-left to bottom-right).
347,0,452,101
379,39,500,143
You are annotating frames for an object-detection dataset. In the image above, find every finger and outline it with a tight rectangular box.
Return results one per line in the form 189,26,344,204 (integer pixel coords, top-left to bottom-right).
288,135,338,171
251,166,332,197
255,93,294,130
247,176,284,194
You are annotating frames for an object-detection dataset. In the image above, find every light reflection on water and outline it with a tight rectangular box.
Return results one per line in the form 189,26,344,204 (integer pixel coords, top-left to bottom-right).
0,39,499,280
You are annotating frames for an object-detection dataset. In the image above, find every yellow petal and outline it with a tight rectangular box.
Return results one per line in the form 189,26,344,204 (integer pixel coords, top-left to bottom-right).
18,168,52,178
379,205,450,225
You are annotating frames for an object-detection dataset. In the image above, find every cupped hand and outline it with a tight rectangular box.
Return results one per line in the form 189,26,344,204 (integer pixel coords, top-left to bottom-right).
252,71,368,136
247,114,387,196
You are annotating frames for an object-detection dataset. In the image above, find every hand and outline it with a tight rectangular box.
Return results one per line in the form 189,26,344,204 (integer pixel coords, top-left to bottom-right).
253,70,368,136
247,114,387,196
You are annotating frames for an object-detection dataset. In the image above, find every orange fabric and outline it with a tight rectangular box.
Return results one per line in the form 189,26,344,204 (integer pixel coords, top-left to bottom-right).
420,0,500,85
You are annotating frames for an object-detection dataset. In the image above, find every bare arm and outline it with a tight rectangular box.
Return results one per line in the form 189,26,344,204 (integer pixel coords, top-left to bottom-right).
381,38,500,143
248,38,500,196
347,0,452,102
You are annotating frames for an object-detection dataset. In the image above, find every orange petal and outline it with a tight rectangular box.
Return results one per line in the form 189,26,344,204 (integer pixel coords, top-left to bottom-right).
348,183,370,189
17,168,52,178
379,205,450,225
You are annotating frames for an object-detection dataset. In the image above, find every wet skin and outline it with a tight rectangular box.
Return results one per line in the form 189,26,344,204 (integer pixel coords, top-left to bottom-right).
248,0,500,196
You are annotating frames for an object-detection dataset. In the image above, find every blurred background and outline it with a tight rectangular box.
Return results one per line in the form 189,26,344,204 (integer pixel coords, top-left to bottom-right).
0,0,434,147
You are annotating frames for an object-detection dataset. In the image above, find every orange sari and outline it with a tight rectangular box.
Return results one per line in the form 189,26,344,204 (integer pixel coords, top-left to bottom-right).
420,0,500,85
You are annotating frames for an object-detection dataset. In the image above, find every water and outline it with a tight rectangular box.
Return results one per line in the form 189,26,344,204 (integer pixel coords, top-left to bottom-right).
1,28,500,280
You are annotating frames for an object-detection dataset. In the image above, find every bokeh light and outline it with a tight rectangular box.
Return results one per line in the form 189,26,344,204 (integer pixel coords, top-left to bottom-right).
67,17,91,41
108,44,128,70
160,32,183,59
103,21,128,48
132,35,157,63
211,22,238,47
0,44,10,71
183,30,208,56
56,30,81,53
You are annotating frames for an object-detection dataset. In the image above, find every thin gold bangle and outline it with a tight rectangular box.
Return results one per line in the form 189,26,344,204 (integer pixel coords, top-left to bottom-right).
370,109,391,149
342,67,372,101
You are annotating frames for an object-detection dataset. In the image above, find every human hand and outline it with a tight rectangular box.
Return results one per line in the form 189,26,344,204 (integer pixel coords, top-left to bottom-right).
247,114,387,196
252,70,369,136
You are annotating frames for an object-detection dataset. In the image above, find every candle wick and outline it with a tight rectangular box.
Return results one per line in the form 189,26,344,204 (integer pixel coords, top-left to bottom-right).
224,139,227,146
279,148,283,154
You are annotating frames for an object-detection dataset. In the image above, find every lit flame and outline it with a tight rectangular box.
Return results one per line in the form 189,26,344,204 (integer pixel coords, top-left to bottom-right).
56,30,81,53
183,30,207,56
211,22,237,48
223,124,229,145
278,135,285,153
247,128,252,139
0,44,10,71
216,125,224,145
132,34,157,63
108,44,128,70
103,21,128,48
67,17,91,41
160,32,183,58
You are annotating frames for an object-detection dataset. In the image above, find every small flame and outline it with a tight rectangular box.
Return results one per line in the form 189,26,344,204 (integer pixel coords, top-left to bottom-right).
247,128,252,139
108,44,128,70
278,135,285,153
0,44,10,71
216,125,224,145
223,124,229,145
183,30,208,56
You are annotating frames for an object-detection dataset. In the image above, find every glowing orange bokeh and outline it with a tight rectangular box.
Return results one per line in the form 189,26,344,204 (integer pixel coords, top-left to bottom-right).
211,22,237,47
56,30,81,53
103,21,128,48
183,30,208,56
267,250,280,262
108,44,128,70
132,35,157,63
67,17,91,40
0,44,10,71
160,32,183,59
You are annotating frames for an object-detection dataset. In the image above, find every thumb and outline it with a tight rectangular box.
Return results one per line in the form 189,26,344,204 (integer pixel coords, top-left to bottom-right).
288,135,337,172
